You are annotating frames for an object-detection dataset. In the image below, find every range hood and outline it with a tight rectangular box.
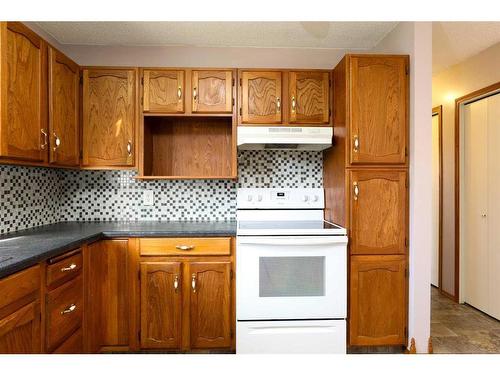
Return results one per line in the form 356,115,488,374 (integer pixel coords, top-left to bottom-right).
237,126,333,151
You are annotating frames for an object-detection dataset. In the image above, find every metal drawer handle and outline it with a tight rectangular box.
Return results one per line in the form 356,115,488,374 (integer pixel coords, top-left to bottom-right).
177,86,182,100
353,135,359,152
291,96,296,112
53,133,61,150
175,245,194,251
173,275,179,292
61,263,77,272
353,182,359,201
276,97,281,112
61,304,76,315
191,273,197,293
41,129,48,150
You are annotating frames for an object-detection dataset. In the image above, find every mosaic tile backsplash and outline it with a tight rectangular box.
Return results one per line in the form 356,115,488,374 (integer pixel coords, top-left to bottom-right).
0,150,323,234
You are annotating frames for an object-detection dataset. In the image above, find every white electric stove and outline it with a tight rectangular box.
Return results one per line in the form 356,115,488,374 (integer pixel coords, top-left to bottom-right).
236,188,348,354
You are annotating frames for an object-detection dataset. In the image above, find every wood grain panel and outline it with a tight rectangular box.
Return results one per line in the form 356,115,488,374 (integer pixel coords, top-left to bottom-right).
0,265,40,312
349,170,407,255
0,301,40,353
140,262,182,349
289,71,329,124
189,262,231,349
82,68,135,167
241,71,282,124
142,117,233,178
0,22,47,162
139,237,231,256
350,55,408,165
143,70,184,113
48,47,79,166
52,328,83,354
87,240,129,352
192,70,232,113
350,255,406,346
45,275,83,351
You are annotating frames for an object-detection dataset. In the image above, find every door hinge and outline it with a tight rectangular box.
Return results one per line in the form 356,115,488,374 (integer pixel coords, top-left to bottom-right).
232,78,235,87
239,78,242,86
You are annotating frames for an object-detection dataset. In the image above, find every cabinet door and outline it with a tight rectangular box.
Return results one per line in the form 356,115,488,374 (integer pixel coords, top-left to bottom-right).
349,55,408,165
143,70,184,113
189,262,231,349
192,70,232,113
241,71,282,124
82,68,135,167
350,255,406,346
0,22,47,162
350,170,407,255
0,302,40,354
87,240,129,352
48,47,79,166
140,262,182,350
289,71,329,124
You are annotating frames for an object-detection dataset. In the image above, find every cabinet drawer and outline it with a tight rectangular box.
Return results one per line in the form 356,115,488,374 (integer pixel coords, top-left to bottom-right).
52,328,83,354
46,250,82,288
45,275,83,351
139,237,231,256
0,265,40,312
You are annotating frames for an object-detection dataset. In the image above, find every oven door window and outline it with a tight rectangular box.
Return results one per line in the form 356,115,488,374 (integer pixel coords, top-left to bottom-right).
259,256,325,297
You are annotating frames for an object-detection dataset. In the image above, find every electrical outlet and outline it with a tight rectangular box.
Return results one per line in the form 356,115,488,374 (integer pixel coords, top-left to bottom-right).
143,190,154,206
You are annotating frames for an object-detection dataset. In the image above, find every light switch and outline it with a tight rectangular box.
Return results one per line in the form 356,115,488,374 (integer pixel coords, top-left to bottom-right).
143,190,154,206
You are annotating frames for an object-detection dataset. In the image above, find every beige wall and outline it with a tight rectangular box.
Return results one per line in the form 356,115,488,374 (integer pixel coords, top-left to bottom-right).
432,41,500,297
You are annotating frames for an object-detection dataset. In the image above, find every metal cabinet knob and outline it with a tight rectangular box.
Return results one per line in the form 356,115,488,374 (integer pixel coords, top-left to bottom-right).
353,182,359,201
191,273,197,293
61,263,77,272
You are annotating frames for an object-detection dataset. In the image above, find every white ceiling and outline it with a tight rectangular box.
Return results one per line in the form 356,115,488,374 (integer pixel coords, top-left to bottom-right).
35,22,398,49
433,22,500,75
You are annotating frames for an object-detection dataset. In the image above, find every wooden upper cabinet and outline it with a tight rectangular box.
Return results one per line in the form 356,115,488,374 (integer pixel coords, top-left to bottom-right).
0,22,47,163
189,262,231,349
349,55,408,165
0,302,40,354
192,70,233,113
349,170,407,255
48,47,79,166
82,68,136,167
140,262,182,350
143,69,184,113
350,255,406,346
289,71,330,124
240,71,282,124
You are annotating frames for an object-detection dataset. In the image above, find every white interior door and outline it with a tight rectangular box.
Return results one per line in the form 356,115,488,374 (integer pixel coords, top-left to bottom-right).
431,113,440,287
487,94,500,320
463,98,489,313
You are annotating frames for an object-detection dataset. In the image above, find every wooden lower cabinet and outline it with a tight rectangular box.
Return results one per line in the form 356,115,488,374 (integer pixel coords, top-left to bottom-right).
189,262,232,349
349,255,407,346
0,302,40,353
140,262,182,349
52,328,83,354
87,240,130,352
138,258,233,352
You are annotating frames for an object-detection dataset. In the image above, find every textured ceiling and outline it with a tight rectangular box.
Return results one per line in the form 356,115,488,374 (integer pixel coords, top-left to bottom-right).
35,21,398,49
433,22,500,74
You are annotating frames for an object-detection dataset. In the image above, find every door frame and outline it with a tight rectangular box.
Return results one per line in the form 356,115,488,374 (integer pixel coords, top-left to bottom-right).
432,106,443,292
455,81,500,303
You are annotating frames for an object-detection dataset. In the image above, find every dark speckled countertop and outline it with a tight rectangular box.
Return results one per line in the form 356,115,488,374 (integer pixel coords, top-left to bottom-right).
0,221,237,279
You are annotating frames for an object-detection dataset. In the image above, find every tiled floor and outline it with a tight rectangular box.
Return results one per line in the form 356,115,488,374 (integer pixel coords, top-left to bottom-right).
431,287,500,353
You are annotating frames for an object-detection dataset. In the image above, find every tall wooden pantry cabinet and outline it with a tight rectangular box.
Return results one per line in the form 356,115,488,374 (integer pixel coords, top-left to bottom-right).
323,54,409,348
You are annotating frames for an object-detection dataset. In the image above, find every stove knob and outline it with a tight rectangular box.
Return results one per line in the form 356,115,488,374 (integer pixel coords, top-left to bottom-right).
302,195,309,202
257,195,263,202
312,195,319,202
247,195,253,202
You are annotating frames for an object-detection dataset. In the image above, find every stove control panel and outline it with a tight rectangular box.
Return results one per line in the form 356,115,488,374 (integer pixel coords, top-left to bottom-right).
237,188,324,209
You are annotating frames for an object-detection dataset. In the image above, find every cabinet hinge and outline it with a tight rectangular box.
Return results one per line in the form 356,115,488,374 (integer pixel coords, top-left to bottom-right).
138,270,141,280
230,329,234,339
405,146,408,157
405,65,409,75
329,79,332,88
405,238,408,248
405,267,409,278
239,107,242,116
329,109,332,117
232,78,235,87
141,77,144,85
138,330,141,341
404,326,408,338
232,98,235,107
239,78,242,86
141,97,143,106
230,269,234,280
79,76,83,85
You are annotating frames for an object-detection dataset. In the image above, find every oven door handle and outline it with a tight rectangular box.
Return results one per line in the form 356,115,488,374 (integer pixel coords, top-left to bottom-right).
237,237,347,246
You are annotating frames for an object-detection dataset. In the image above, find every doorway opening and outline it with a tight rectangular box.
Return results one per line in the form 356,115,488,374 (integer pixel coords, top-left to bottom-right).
431,106,443,292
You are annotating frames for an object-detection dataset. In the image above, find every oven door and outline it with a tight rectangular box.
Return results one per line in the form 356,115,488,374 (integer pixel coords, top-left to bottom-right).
236,236,347,320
